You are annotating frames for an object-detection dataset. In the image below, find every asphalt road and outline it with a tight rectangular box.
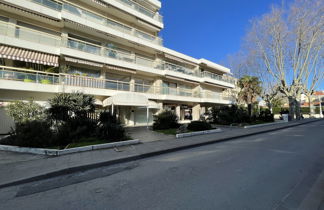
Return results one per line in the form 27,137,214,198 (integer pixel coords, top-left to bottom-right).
0,120,323,210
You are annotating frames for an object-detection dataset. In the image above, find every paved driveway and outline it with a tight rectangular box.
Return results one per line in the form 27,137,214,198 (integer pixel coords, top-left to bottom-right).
125,126,175,142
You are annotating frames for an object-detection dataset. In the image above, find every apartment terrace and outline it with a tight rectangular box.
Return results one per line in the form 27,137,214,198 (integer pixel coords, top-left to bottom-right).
0,66,233,103
0,12,235,86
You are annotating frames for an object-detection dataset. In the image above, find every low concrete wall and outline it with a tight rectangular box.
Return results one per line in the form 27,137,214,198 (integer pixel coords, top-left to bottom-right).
0,139,141,156
243,121,287,129
176,128,222,139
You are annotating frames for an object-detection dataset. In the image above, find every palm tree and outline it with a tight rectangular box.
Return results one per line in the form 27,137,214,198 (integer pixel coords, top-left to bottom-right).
238,76,262,117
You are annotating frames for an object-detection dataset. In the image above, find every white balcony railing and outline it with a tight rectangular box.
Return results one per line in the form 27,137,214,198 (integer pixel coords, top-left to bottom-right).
0,20,234,86
28,0,62,11
0,66,231,101
0,21,61,47
62,3,162,45
116,0,163,23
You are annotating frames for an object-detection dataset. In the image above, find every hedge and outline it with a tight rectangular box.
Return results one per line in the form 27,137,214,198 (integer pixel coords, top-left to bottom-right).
272,107,321,115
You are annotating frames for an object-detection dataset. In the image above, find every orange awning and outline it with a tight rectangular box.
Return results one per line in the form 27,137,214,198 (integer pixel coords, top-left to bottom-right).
0,45,59,66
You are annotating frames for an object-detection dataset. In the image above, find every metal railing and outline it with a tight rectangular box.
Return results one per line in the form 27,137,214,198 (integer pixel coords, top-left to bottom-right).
0,20,234,86
203,71,236,84
0,21,61,47
116,0,163,23
0,66,233,100
63,3,162,45
0,66,60,84
28,0,62,11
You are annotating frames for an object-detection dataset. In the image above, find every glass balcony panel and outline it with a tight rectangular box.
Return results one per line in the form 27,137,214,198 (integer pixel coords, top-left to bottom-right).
30,0,62,11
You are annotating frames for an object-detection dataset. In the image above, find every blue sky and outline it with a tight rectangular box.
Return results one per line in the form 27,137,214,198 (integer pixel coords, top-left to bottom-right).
160,0,290,63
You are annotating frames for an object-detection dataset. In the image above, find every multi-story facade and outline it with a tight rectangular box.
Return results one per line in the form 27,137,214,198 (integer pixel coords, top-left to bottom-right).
0,0,235,130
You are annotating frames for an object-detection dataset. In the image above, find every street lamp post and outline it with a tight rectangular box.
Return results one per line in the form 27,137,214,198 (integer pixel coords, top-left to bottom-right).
319,95,323,118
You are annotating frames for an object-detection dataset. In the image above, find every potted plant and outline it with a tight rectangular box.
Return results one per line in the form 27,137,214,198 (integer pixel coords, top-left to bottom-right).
24,76,35,83
40,79,52,84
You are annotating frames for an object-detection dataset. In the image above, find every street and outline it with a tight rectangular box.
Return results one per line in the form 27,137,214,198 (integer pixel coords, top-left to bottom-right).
0,120,323,210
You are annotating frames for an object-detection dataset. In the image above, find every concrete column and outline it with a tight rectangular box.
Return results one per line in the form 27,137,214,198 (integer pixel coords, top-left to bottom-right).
176,105,181,119
129,107,135,126
192,104,201,121
130,76,135,92
7,18,17,37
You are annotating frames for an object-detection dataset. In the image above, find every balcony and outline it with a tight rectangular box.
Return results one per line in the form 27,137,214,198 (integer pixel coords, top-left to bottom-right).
115,0,163,23
0,21,61,47
0,66,231,102
203,71,236,84
28,0,62,11
0,20,234,87
0,66,60,84
63,3,163,45
65,37,155,68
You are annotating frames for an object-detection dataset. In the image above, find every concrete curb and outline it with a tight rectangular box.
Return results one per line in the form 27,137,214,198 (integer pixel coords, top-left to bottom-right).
0,119,322,189
176,128,222,138
0,140,141,156
243,121,287,129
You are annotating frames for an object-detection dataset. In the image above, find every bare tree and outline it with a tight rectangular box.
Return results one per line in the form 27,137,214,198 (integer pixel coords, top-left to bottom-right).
242,0,324,120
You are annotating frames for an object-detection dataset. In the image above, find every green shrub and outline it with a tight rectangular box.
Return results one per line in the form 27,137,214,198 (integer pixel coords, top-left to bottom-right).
4,121,52,148
96,112,126,141
187,121,212,131
48,92,95,122
153,111,180,130
258,109,274,122
54,117,98,146
211,105,250,125
6,101,46,124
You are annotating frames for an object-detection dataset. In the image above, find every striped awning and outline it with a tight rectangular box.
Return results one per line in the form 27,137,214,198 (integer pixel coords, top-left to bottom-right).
0,45,59,66
105,65,136,74
65,56,103,68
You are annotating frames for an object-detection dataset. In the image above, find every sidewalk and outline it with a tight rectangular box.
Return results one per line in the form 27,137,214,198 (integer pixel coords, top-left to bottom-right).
0,119,322,188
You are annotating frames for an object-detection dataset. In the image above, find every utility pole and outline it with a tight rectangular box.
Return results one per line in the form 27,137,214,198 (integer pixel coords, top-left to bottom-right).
319,95,323,118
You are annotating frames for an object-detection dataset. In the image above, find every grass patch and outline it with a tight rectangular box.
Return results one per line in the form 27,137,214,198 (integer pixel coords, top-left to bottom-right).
155,128,178,135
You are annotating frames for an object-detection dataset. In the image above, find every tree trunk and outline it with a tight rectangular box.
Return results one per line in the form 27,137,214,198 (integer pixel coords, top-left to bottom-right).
295,99,301,120
307,95,314,117
248,104,252,118
288,96,295,121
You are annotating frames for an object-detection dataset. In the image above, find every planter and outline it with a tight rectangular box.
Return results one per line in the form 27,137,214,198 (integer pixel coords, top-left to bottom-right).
24,78,34,83
40,79,52,84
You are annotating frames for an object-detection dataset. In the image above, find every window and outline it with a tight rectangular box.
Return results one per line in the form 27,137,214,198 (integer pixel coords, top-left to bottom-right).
105,73,130,91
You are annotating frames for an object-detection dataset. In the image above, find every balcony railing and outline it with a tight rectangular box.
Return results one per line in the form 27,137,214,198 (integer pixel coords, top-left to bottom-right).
0,21,61,47
65,37,155,68
0,66,232,101
28,0,62,11
63,3,162,45
0,21,234,86
116,0,163,23
0,66,60,84
203,71,236,84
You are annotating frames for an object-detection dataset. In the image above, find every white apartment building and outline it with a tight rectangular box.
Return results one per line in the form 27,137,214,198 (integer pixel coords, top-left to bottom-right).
0,0,235,131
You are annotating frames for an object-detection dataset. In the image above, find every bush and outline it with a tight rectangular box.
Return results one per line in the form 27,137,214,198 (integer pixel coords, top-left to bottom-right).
258,109,274,122
48,92,95,122
4,121,52,148
54,117,98,146
211,105,250,125
6,101,46,123
96,112,126,141
153,111,180,130
187,121,212,131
